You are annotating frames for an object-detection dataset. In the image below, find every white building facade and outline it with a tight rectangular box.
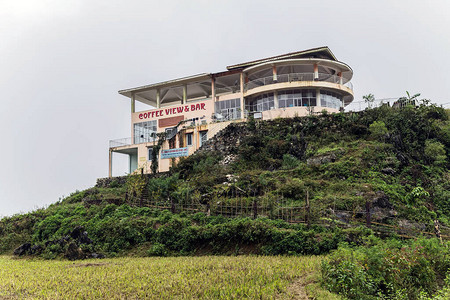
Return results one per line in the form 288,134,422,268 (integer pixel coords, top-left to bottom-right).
109,47,354,176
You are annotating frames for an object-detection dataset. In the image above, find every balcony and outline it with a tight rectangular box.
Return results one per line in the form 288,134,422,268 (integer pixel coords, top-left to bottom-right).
244,72,353,92
109,137,133,148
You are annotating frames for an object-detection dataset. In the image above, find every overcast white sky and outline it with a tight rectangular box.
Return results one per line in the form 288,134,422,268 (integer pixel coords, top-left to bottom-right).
1,0,449,216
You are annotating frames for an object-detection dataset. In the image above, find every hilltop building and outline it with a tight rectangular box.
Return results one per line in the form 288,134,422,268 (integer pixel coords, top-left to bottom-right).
109,46,354,176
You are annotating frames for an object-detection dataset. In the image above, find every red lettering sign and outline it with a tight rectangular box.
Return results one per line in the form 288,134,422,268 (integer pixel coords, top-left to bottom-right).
137,102,207,120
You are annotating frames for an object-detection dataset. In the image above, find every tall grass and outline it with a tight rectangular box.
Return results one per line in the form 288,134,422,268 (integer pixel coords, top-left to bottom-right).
0,255,327,299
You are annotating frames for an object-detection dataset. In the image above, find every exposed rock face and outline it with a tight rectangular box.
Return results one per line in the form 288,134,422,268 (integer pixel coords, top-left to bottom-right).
381,167,396,175
70,226,92,245
220,154,238,166
306,149,344,166
13,243,31,256
398,219,427,232
371,191,393,209
306,153,337,166
370,191,397,222
65,242,84,260
197,123,248,156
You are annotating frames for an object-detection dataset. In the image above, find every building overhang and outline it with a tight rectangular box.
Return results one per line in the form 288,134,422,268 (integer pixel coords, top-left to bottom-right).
226,46,338,70
118,73,212,107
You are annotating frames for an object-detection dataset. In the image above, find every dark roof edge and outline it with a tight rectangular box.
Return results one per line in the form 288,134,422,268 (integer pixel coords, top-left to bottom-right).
226,46,337,70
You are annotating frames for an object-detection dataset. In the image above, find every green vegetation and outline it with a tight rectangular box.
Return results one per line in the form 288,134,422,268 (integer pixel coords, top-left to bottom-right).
322,237,450,299
0,203,352,258
0,103,449,298
0,255,331,299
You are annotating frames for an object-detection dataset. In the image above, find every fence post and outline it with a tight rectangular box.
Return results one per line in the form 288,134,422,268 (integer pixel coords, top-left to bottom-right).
306,190,310,227
170,198,176,214
434,220,442,244
253,199,258,219
366,201,371,228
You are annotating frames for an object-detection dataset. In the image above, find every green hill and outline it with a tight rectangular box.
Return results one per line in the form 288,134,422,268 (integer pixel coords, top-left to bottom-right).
1,103,449,299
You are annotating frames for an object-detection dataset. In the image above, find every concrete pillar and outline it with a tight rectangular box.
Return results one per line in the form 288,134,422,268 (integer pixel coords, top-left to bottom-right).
108,150,112,178
182,84,187,104
156,89,161,108
316,88,321,108
274,90,279,109
314,63,319,80
131,93,135,113
272,65,277,81
338,72,343,85
239,73,245,119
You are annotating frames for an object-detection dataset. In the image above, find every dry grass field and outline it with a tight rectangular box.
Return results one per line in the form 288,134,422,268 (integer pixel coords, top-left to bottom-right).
0,255,339,299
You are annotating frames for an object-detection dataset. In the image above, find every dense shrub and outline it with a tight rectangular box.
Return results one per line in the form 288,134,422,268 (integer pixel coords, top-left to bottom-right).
322,238,450,299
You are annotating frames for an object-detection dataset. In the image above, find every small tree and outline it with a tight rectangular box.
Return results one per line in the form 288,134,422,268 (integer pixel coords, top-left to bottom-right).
151,132,166,174
369,121,388,141
363,93,375,109
424,140,446,166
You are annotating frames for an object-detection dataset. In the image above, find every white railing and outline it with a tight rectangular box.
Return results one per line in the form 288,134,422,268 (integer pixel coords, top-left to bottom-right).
244,73,353,91
109,137,132,148
109,136,157,148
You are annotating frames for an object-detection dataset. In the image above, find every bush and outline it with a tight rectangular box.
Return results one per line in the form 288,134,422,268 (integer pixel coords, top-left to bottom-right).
369,121,388,141
424,140,446,165
322,238,450,299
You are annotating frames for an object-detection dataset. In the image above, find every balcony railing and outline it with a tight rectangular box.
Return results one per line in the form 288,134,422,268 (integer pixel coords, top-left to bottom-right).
110,136,160,148
109,137,132,148
244,73,353,92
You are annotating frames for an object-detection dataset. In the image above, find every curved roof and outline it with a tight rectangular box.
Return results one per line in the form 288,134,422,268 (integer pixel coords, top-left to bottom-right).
226,46,338,70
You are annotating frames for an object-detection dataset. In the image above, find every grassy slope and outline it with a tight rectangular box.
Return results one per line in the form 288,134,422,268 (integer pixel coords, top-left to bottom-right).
0,105,449,257
0,104,449,299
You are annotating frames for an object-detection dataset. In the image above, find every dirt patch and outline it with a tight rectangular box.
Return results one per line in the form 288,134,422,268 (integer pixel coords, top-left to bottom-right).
281,277,309,300
68,262,109,268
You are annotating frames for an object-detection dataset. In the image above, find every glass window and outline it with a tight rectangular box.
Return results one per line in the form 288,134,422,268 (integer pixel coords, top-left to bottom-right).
148,147,158,161
215,98,241,120
247,93,274,112
277,89,317,109
320,90,342,110
134,120,157,144
186,133,193,146
199,131,208,147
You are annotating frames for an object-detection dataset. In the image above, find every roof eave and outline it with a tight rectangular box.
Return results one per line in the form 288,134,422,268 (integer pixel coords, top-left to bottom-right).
118,73,211,98
226,46,337,70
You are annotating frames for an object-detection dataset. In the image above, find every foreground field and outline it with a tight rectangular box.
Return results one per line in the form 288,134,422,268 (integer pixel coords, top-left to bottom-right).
0,255,336,299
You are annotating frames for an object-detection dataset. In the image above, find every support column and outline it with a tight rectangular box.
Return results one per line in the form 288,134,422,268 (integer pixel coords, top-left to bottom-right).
182,84,187,104
274,90,279,109
108,150,113,178
211,77,217,119
156,89,161,108
316,88,321,108
338,72,343,85
131,93,135,113
211,77,216,100
272,65,277,81
239,73,245,119
314,63,319,80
